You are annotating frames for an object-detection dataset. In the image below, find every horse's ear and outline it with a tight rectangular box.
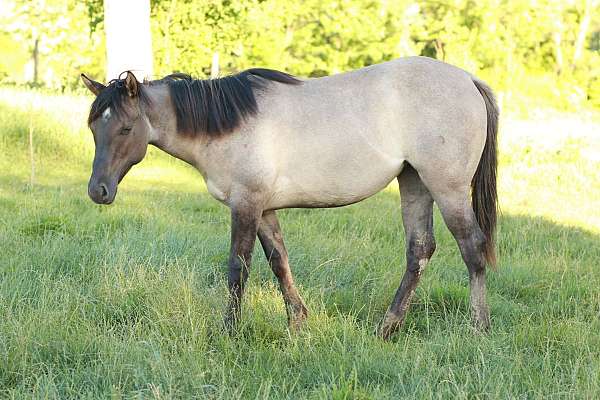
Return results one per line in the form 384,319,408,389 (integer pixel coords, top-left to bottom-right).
81,74,105,96
124,71,138,97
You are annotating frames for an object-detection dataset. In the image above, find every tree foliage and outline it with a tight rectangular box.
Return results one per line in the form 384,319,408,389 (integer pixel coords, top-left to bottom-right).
0,0,598,109
0,0,105,87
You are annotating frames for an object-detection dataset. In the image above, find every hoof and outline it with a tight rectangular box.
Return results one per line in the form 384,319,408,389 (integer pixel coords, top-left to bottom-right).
287,302,308,332
472,317,491,334
472,307,491,333
376,313,402,340
223,312,240,336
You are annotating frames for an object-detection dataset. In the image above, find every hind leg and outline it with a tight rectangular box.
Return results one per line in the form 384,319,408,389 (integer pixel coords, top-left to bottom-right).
378,165,436,339
428,187,491,331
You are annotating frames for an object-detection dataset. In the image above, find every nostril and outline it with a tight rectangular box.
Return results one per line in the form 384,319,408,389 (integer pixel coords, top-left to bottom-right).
99,183,108,199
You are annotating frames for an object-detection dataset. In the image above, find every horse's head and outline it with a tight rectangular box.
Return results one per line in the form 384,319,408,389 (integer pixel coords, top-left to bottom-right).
81,72,153,204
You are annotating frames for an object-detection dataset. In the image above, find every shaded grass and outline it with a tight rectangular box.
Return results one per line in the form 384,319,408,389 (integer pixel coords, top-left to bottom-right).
1,87,600,398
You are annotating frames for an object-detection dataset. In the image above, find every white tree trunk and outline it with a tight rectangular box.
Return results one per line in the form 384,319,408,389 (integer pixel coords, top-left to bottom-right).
572,0,595,70
211,52,219,78
104,0,153,81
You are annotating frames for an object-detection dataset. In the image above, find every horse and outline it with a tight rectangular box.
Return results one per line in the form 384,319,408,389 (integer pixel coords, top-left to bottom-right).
81,56,498,339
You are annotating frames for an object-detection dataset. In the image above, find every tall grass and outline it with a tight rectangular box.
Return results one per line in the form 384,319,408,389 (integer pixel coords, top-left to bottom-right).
1,87,599,398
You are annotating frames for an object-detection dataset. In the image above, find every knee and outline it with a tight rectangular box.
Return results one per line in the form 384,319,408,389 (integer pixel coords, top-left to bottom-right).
463,231,487,273
472,231,486,254
268,248,288,277
412,232,436,259
228,256,250,282
407,233,436,274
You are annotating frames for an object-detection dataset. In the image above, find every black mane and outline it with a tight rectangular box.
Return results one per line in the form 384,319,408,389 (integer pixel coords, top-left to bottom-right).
164,68,301,135
87,69,302,135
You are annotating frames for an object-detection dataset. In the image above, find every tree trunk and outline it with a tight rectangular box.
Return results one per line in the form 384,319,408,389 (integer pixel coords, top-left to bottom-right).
571,0,594,71
553,30,563,75
434,39,445,61
29,115,35,188
161,0,177,72
32,37,39,85
211,52,219,78
104,0,153,81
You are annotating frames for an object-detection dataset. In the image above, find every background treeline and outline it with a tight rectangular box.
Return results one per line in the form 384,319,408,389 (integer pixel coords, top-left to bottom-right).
1,0,599,110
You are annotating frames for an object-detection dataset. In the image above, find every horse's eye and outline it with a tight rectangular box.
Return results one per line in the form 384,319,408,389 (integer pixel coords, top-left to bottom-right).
120,127,132,135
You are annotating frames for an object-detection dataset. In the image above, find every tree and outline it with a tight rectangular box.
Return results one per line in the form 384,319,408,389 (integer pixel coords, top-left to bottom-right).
104,0,153,81
0,0,104,88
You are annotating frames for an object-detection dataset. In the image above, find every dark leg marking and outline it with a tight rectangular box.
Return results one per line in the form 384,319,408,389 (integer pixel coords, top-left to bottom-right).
378,165,436,339
258,210,308,330
225,204,262,332
435,195,491,332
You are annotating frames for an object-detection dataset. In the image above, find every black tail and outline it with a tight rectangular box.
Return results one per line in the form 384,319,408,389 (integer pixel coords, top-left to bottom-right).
471,77,499,267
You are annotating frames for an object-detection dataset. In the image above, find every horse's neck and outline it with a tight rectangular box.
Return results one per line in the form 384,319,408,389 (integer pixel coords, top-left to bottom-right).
146,84,205,169
154,130,204,169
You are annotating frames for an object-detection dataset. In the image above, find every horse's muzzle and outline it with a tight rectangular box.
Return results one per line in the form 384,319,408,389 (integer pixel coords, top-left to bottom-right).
88,179,116,204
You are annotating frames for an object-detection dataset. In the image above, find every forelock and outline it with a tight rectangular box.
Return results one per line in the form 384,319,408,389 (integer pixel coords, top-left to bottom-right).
87,80,128,126
86,77,152,127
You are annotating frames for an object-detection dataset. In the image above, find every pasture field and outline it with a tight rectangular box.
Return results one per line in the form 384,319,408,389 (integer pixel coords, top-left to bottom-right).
0,87,599,399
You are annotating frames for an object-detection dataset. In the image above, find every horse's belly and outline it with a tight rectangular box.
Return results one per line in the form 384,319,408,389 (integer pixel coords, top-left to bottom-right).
267,152,404,209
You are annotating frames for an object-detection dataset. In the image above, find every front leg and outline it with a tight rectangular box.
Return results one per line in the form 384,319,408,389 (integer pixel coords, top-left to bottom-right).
225,201,262,332
258,210,308,331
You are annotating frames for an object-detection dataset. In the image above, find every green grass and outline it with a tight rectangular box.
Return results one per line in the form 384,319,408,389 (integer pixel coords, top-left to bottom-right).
1,87,599,399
